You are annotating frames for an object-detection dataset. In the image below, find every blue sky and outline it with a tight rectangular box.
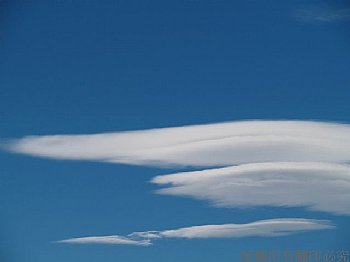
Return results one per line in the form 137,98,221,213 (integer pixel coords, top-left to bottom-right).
1,0,350,261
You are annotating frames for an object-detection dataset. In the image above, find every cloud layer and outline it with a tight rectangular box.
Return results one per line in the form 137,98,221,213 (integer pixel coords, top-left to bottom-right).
152,162,350,215
56,219,334,246
6,120,350,167
5,120,348,245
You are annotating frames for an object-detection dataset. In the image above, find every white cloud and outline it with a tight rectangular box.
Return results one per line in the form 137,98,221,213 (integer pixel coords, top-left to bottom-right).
56,219,334,246
56,235,151,246
295,7,350,23
6,120,350,167
152,162,350,215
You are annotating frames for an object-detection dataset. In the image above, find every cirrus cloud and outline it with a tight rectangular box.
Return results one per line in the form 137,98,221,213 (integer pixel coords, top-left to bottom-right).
295,7,350,23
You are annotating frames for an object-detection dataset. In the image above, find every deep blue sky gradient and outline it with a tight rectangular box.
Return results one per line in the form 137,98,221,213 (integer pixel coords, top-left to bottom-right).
1,0,350,261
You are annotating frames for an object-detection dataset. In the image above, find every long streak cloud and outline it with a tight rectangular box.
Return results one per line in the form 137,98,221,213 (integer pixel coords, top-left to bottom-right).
5,120,350,167
152,162,350,215
56,219,334,246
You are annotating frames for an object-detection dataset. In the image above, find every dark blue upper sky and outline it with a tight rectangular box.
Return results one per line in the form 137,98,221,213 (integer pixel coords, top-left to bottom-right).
1,0,350,261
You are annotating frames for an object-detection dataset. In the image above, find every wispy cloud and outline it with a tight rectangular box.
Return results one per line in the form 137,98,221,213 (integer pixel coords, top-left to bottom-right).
56,235,151,246
5,121,350,167
152,162,350,215
295,7,350,23
56,219,334,246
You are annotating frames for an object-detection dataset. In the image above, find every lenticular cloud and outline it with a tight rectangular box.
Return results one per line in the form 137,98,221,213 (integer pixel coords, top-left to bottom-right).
6,120,350,167
152,162,350,215
56,218,334,246
5,120,350,216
